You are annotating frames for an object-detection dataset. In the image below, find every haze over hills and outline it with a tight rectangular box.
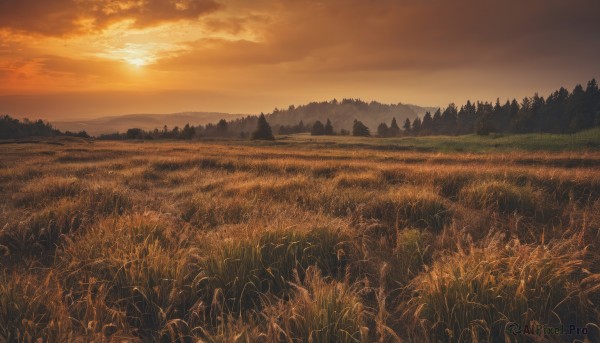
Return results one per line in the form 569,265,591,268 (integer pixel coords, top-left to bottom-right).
266,100,436,132
52,112,246,136
50,100,436,136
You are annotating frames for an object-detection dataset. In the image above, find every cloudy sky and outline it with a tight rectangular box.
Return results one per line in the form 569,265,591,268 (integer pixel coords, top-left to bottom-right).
1,0,599,119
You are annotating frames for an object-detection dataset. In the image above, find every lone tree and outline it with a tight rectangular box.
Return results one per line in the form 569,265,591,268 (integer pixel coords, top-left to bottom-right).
352,119,370,136
324,119,334,135
252,113,275,140
311,120,325,136
389,117,401,136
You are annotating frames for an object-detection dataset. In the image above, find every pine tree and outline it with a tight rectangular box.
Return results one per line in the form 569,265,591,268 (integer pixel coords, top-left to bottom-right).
352,119,370,136
181,123,195,139
324,119,334,135
389,117,401,136
411,117,422,135
311,120,325,136
251,113,275,140
441,103,458,135
377,122,389,137
421,112,433,135
403,118,411,134
432,109,442,134
216,119,228,133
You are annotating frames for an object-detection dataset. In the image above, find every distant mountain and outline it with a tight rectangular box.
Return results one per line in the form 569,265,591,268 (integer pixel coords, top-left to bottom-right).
53,112,246,136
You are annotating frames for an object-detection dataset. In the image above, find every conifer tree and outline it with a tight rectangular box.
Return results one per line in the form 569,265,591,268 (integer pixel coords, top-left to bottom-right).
377,122,389,137
352,119,370,136
311,121,325,136
389,117,401,136
411,117,422,135
403,118,411,134
251,113,275,140
324,119,334,135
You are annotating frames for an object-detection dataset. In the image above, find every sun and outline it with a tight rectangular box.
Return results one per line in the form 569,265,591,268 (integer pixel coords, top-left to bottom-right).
125,57,149,67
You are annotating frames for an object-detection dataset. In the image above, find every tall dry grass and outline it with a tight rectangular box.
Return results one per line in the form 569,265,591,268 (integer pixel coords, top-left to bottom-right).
0,140,598,342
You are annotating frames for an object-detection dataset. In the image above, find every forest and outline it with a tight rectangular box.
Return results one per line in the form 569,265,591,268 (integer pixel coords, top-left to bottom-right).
0,115,89,140
92,78,600,140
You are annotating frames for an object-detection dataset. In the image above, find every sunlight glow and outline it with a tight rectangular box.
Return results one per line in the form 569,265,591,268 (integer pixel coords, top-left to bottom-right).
126,57,150,67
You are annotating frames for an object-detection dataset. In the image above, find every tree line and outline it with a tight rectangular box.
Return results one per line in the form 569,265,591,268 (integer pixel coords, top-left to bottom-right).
401,79,600,136
4,78,597,141
98,78,600,141
0,115,90,140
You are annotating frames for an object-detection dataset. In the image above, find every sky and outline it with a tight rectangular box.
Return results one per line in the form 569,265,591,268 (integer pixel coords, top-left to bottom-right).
1,0,599,120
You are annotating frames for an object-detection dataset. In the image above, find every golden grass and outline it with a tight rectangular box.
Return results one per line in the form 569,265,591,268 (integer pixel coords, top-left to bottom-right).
0,140,598,342
401,237,600,342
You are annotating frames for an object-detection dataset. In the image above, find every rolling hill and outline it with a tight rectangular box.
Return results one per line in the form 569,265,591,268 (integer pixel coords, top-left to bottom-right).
53,112,246,136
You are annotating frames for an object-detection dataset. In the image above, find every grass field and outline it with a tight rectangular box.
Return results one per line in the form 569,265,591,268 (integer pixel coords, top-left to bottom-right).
1,136,600,342
278,127,600,153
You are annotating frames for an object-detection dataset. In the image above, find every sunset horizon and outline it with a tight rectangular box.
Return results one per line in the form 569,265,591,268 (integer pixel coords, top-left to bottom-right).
1,0,599,120
2,1,600,341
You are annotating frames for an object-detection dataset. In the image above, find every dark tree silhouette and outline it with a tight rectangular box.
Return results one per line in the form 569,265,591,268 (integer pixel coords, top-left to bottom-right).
377,122,389,137
412,116,422,135
475,112,495,135
421,112,433,136
353,119,370,136
389,117,401,136
252,113,275,140
311,120,325,136
126,128,144,139
0,115,88,139
403,118,411,133
217,119,228,132
180,123,195,139
324,119,334,135
96,77,600,141
432,109,442,134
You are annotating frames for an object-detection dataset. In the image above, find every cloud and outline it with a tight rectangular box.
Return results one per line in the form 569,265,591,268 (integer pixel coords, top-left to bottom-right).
151,0,600,75
0,0,221,36
1,0,599,116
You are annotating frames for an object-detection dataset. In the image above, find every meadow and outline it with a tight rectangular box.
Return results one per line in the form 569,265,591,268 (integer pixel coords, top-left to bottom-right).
1,135,599,342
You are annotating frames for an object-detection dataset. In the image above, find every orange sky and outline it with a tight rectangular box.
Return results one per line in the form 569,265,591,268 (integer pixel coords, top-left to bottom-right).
1,0,599,120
